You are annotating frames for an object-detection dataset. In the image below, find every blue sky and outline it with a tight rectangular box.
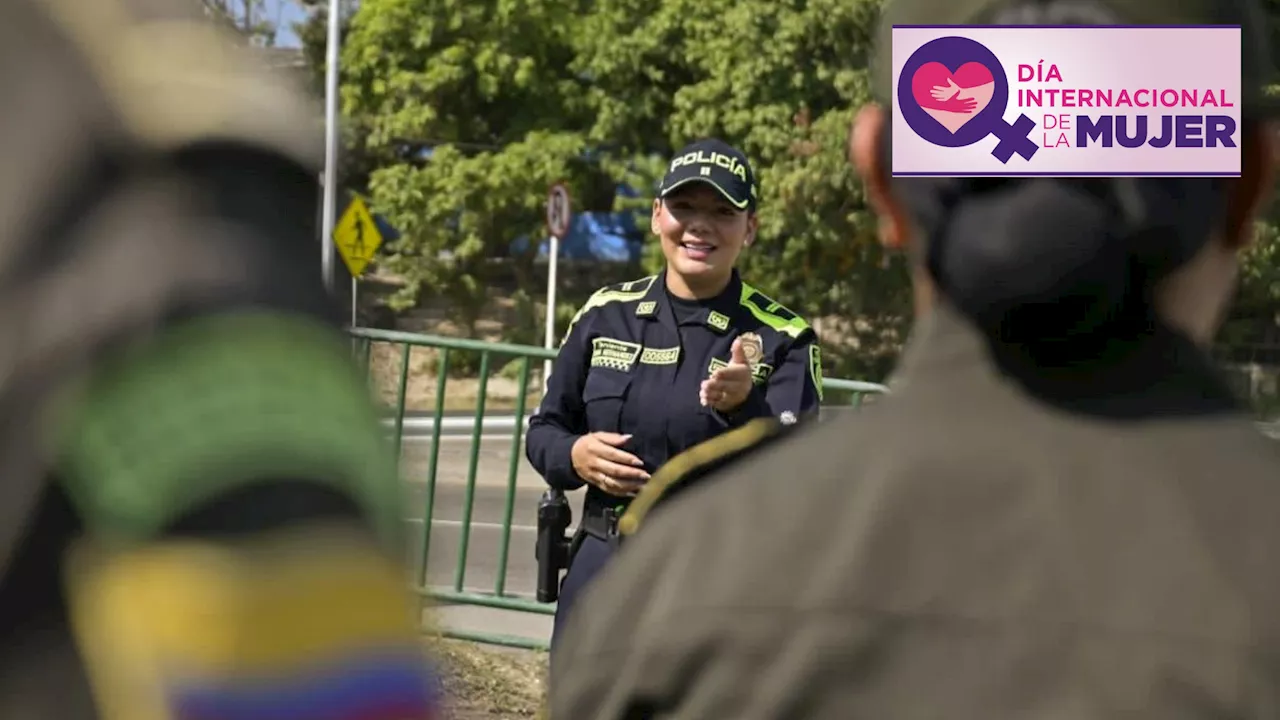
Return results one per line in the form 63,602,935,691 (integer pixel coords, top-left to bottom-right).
267,0,306,47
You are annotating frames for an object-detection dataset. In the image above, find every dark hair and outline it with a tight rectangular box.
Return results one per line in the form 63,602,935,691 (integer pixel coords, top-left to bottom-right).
886,0,1232,352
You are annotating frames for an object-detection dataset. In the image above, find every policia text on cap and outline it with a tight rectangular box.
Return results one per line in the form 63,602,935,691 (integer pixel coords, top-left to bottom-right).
526,138,825,654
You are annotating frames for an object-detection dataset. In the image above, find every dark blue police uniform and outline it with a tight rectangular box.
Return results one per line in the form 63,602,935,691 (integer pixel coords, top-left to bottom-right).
526,268,823,648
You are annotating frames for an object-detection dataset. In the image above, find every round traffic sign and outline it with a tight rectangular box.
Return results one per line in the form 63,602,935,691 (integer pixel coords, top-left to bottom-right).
546,183,572,239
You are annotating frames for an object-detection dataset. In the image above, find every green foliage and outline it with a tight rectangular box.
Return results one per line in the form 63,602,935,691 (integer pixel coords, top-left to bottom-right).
574,0,880,157
331,0,904,379
367,133,589,326
328,0,1280,384
571,0,905,379
335,0,613,334
1239,220,1280,316
340,0,587,150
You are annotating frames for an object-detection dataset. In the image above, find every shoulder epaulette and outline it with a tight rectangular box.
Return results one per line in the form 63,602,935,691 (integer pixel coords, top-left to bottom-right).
737,281,811,339
560,275,657,343
619,416,798,535
608,275,659,296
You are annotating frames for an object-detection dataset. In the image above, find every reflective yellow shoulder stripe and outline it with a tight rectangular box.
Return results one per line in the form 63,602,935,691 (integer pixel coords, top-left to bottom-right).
619,418,777,536
559,276,656,347
737,282,810,338
809,343,825,401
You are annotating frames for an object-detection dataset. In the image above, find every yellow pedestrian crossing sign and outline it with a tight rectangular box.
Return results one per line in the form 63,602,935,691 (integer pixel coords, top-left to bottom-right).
332,196,383,277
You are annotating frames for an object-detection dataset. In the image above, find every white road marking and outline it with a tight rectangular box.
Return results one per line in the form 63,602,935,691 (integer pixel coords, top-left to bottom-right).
396,434,518,443
403,518,545,533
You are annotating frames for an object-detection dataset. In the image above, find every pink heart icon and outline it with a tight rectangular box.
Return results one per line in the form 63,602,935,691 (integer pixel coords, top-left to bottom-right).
911,61,996,133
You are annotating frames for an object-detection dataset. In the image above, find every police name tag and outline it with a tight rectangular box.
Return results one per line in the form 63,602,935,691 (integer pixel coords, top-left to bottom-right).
591,338,641,372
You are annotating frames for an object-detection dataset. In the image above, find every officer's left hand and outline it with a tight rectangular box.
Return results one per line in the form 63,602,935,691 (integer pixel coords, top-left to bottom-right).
701,337,753,413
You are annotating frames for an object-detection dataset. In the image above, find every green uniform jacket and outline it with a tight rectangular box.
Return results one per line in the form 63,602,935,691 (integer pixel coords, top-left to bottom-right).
551,303,1280,719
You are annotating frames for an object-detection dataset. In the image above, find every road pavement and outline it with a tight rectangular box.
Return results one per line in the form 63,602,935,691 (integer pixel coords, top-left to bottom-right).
397,431,545,488
399,435,576,645
401,467,584,597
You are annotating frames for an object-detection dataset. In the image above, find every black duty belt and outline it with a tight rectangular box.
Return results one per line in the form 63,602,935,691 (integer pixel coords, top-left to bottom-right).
579,504,625,546
566,505,625,570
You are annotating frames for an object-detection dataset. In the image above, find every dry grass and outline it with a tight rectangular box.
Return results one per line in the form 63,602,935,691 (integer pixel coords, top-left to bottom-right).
433,639,549,719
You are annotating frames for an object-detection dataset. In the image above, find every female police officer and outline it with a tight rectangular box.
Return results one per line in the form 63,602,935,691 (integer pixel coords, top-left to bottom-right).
526,137,823,651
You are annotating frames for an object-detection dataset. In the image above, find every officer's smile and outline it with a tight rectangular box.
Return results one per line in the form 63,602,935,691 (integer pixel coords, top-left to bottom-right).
680,239,717,261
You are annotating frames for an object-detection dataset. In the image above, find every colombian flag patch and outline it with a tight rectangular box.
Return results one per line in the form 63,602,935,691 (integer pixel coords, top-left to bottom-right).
64,525,445,720
168,648,442,720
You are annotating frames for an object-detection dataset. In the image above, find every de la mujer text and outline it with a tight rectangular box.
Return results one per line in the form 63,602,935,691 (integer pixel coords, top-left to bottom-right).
1016,61,1236,149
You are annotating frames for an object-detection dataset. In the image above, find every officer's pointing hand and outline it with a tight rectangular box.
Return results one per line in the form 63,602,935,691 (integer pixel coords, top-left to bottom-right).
571,432,650,497
701,337,753,412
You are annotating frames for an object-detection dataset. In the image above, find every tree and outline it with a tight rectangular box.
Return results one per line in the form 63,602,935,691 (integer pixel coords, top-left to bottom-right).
574,0,906,379
202,0,279,46
329,0,1280,385
1226,97,1280,356
368,134,592,330
293,1,334,92
294,0,380,198
337,0,615,340
330,0,910,379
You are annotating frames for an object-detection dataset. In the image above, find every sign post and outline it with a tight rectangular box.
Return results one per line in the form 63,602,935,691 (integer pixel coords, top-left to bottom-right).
320,0,342,292
332,196,385,327
544,183,572,390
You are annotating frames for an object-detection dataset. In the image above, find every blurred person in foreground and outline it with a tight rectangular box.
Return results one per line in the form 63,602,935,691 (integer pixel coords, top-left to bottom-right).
0,1,442,717
550,0,1280,717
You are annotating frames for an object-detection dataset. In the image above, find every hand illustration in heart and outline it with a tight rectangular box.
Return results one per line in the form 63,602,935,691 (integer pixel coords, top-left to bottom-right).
911,61,995,134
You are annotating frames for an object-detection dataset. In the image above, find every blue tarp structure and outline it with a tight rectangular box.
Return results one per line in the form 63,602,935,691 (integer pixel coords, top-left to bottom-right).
369,181,647,265
507,182,646,263
508,209,644,263
373,143,656,263
373,214,401,243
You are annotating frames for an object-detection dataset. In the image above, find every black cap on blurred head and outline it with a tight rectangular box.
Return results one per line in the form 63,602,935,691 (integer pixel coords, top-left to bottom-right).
658,139,758,211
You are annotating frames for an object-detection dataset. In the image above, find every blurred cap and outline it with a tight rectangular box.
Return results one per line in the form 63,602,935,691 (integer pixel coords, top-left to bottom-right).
872,0,1279,118
658,139,758,211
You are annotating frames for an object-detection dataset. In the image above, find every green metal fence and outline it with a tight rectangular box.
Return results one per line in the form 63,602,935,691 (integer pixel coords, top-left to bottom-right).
348,326,888,651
